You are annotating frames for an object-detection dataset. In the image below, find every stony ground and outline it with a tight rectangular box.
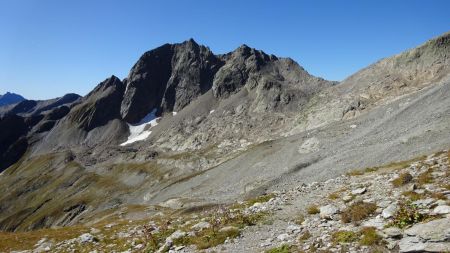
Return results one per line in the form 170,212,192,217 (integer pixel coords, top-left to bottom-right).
5,149,449,253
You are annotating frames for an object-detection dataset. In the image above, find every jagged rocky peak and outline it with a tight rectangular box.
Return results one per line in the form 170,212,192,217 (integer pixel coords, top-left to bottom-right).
120,39,223,123
66,75,125,131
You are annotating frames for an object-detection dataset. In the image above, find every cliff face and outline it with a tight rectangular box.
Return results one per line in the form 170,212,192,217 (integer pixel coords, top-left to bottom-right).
120,39,223,123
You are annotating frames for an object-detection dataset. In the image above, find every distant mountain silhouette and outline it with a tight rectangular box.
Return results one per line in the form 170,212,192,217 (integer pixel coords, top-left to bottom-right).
0,92,25,106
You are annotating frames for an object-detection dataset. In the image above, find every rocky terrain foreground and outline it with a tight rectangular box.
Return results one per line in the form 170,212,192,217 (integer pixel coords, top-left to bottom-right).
2,150,449,252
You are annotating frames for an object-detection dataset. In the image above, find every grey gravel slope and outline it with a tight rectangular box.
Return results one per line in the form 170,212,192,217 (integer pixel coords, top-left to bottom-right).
148,75,450,204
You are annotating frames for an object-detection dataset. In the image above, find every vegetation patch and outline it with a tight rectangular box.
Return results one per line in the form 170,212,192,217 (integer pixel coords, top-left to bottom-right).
176,227,240,249
389,202,426,228
391,172,413,187
306,205,320,215
359,227,382,246
245,193,276,207
341,201,377,224
332,230,359,244
328,192,340,200
266,244,292,253
417,169,433,185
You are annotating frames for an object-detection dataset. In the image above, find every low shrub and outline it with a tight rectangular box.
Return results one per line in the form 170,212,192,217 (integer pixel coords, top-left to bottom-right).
390,202,425,228
341,201,377,224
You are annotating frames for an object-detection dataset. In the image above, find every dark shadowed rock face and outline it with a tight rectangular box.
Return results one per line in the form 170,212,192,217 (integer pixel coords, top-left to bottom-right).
212,45,278,98
67,76,125,131
0,115,29,172
120,39,223,123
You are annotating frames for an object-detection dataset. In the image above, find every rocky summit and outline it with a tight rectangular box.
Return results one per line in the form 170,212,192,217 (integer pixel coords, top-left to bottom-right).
0,32,449,253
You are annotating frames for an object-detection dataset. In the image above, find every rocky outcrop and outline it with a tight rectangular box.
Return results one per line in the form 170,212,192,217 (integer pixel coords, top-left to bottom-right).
212,45,276,98
120,39,223,123
399,218,450,252
66,76,125,131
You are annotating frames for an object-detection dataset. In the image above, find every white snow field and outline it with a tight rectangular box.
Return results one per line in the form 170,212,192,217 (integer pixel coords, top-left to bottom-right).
120,109,160,146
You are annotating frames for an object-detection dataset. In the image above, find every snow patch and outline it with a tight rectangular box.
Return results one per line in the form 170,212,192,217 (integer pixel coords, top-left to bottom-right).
172,111,177,116
209,110,215,114
120,109,160,146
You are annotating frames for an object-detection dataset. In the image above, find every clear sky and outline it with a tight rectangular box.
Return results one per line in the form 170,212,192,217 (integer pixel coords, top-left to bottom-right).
0,0,449,99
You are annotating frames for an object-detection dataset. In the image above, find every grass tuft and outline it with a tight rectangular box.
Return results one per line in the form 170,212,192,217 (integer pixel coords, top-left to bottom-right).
306,205,320,215
417,169,433,185
341,201,377,224
392,172,413,187
332,230,359,244
359,227,382,246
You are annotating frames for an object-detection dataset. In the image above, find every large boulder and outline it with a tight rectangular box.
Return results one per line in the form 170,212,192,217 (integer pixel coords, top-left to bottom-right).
399,218,450,252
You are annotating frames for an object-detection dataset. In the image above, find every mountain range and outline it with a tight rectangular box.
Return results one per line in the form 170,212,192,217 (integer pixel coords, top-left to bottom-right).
0,31,449,239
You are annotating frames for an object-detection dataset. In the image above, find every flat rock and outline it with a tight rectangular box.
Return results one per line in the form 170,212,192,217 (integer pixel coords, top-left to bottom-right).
277,233,290,241
319,204,339,219
383,227,403,238
362,216,385,229
412,198,435,208
399,218,450,252
218,226,239,233
432,205,450,215
351,187,367,195
191,221,211,231
382,204,398,219
78,233,95,244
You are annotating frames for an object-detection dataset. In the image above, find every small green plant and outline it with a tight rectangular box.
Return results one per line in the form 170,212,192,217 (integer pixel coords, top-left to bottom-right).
392,172,413,187
390,202,426,228
359,227,382,246
266,244,292,253
332,230,359,243
306,205,320,215
341,201,377,224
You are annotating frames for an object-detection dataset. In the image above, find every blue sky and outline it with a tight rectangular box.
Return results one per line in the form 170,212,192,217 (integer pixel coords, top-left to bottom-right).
0,0,449,99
